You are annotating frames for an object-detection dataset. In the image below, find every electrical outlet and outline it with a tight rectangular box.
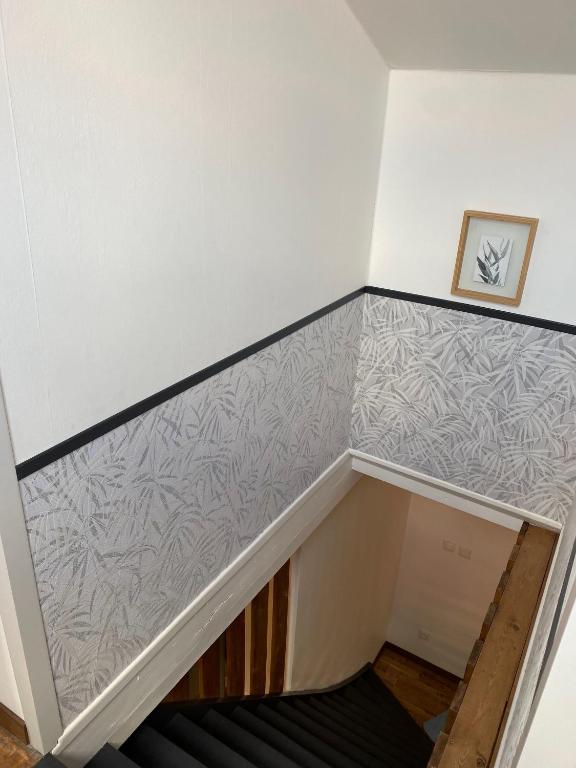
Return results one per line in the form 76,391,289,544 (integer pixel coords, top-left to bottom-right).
459,546,472,560
443,539,456,552
418,629,431,641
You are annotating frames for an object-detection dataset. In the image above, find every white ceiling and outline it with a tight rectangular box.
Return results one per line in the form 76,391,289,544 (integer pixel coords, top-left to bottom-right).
346,0,576,73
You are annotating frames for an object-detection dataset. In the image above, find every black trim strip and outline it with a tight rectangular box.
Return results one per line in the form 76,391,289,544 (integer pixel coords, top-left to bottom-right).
364,286,576,336
16,285,576,480
15,288,364,480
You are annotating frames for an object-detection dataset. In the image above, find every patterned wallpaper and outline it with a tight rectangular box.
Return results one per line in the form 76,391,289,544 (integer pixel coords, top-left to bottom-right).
352,293,576,523
19,290,576,728
20,298,363,724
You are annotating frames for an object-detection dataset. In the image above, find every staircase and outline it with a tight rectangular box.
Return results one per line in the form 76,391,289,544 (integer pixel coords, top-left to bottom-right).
37,667,433,767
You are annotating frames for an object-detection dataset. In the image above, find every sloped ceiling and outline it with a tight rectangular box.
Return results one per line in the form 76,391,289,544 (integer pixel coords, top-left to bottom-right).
346,0,576,73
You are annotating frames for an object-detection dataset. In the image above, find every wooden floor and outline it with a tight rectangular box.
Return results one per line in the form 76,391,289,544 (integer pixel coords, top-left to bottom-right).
374,643,460,727
0,726,39,768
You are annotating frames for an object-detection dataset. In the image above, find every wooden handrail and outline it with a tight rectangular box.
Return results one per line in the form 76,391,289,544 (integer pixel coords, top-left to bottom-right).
428,522,556,768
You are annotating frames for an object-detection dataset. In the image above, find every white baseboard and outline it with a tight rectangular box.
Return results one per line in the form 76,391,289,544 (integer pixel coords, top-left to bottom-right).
350,450,561,532
52,452,359,767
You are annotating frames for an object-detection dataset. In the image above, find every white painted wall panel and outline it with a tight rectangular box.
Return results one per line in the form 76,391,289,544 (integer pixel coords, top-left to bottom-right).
288,476,410,691
0,20,53,463
0,0,388,462
369,70,576,324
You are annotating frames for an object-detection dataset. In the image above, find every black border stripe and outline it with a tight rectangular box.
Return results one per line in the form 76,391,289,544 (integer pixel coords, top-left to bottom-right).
16,285,576,480
365,286,576,336
15,288,364,480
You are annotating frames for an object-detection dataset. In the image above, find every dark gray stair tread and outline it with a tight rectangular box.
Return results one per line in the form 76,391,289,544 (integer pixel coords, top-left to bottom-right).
200,709,299,768
86,744,141,767
339,684,403,723
364,668,408,703
307,697,424,767
291,698,399,765
340,685,432,756
354,676,408,713
34,757,68,768
114,667,432,768
355,674,420,727
255,702,359,768
274,700,381,768
329,688,431,761
122,725,208,768
330,689,394,733
362,669,435,742
232,707,334,768
164,714,257,768
310,695,395,750
232,707,331,768
351,678,433,753
312,695,426,761
345,679,408,721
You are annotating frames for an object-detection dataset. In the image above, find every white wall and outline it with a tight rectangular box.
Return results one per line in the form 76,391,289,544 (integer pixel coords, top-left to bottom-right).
287,476,410,691
387,495,517,676
369,70,576,324
0,385,61,751
0,0,388,462
517,574,576,768
0,613,22,718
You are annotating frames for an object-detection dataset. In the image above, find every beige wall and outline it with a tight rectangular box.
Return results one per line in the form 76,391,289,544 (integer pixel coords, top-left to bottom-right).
287,476,410,690
287,478,518,689
388,495,518,675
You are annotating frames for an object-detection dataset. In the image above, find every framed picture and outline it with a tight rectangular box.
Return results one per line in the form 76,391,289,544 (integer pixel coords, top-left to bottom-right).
451,210,539,306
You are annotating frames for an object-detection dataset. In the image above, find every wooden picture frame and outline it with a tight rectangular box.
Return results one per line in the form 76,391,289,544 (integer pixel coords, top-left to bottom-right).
451,210,539,306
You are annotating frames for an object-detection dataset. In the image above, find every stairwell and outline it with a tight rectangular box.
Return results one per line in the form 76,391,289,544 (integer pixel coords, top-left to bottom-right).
38,667,433,768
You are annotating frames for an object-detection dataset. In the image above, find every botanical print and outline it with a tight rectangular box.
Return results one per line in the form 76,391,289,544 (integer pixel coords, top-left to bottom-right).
20,297,363,724
473,235,513,286
352,293,576,523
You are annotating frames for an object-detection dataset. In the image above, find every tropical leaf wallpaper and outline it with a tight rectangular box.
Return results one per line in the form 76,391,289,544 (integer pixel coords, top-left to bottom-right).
352,294,576,523
18,291,576,726
19,298,363,724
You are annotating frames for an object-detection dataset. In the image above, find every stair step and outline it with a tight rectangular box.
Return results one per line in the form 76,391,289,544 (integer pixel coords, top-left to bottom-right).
292,698,401,765
122,725,208,768
37,666,432,768
34,757,67,768
361,670,424,725
329,689,396,737
200,709,300,768
339,684,401,723
164,714,257,768
310,695,397,751
329,686,433,764
313,694,428,763
254,702,358,768
273,699,382,768
355,675,407,713
231,707,331,768
354,676,434,754
86,744,141,767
